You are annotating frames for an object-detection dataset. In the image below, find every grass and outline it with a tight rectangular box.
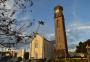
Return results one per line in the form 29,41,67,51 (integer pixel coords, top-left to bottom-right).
55,58,87,62
29,58,88,62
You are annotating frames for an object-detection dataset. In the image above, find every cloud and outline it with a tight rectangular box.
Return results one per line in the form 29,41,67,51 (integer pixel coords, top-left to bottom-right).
15,16,34,33
72,0,79,20
66,23,90,34
0,0,13,9
66,21,90,51
65,0,90,51
45,20,90,51
68,48,76,52
45,33,55,41
77,25,90,30
5,0,14,9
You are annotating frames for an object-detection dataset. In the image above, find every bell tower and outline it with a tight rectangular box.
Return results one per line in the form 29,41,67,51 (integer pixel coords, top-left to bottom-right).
54,5,68,57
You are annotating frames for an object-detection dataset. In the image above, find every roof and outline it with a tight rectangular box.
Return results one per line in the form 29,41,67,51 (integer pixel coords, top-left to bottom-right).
44,38,55,44
34,34,55,44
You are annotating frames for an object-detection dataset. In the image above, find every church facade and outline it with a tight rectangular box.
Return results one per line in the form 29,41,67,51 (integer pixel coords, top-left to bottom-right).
29,34,54,59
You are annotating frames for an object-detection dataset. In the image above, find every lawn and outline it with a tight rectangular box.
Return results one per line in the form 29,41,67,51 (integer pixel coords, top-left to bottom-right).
54,58,87,62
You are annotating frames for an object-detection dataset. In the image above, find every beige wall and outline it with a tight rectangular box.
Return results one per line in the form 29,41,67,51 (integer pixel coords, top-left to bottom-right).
17,48,24,58
44,40,54,59
30,35,43,59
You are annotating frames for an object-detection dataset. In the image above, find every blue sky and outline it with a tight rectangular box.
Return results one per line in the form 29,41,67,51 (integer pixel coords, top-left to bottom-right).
15,0,90,51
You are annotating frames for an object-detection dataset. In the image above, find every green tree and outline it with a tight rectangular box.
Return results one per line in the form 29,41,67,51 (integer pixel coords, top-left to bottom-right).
76,39,90,53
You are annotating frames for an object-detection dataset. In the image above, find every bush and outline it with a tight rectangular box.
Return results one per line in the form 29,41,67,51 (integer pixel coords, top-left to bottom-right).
17,57,22,61
24,52,29,60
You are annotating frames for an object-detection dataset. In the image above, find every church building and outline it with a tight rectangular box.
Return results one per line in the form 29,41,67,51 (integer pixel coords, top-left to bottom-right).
29,34,54,60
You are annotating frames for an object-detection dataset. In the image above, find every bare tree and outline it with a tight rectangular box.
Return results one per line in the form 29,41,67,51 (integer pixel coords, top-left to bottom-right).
36,20,44,33
0,0,34,48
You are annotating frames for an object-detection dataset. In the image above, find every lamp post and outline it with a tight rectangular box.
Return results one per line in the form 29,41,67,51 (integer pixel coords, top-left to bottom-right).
86,44,90,62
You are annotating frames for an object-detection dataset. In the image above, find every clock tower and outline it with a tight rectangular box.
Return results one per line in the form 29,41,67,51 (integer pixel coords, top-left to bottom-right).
54,5,68,57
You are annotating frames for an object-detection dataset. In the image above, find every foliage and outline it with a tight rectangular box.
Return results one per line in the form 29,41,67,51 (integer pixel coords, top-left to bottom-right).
76,39,90,53
24,52,29,60
0,0,45,50
0,0,34,47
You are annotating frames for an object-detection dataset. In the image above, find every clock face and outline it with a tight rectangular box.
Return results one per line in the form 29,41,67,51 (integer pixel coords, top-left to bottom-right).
55,9,59,13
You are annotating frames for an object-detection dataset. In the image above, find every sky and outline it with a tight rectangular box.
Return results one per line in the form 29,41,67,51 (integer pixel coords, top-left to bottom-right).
5,0,90,51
